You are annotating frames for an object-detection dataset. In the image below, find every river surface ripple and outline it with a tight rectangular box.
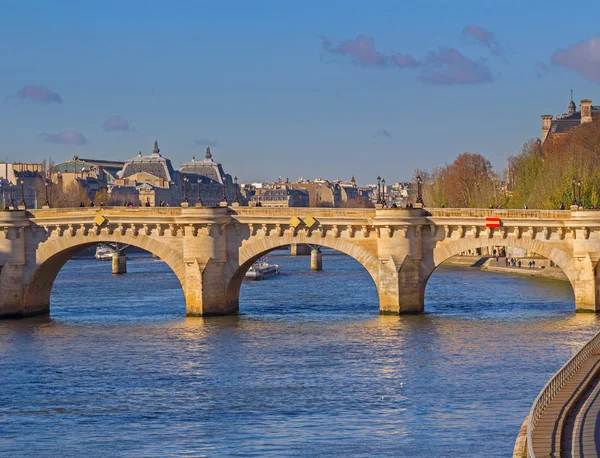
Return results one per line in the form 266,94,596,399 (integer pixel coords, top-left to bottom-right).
1,249,599,457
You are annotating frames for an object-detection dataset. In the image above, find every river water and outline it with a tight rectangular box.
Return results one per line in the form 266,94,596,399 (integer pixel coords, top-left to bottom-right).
1,249,599,457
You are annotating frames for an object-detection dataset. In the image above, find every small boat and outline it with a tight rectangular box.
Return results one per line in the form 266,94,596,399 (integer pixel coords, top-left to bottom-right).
95,245,126,261
244,257,280,281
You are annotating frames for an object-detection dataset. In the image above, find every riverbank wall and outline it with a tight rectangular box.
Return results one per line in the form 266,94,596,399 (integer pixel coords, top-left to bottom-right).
444,255,568,282
482,258,568,281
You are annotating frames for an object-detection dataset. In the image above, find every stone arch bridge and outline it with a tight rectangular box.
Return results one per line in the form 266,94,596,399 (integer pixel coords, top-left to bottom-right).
1,206,599,318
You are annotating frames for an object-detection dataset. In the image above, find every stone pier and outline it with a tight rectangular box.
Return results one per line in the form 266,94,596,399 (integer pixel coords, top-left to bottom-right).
311,247,322,271
111,252,127,274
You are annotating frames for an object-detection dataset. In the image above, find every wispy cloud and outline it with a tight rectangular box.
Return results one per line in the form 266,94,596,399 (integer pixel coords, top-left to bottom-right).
321,34,388,67
551,35,600,81
195,138,219,147
320,33,493,85
461,24,505,57
40,130,87,145
390,53,422,69
419,48,493,85
103,115,133,132
373,129,392,139
17,85,62,104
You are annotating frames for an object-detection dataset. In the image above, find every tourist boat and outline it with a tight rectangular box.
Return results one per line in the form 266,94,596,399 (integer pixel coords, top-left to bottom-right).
244,257,280,281
95,245,126,261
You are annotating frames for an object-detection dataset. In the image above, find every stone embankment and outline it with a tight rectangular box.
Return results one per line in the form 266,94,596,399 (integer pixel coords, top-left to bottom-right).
444,256,568,282
481,258,568,281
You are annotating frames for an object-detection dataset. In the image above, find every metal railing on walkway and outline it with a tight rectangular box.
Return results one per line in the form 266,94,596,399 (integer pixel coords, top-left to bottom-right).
527,328,600,457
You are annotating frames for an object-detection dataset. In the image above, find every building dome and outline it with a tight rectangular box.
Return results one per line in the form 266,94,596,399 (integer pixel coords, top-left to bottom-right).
568,100,576,116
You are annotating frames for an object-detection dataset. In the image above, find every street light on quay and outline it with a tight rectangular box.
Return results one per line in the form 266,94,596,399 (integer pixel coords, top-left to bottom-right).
578,179,582,207
381,178,386,207
234,176,239,203
376,176,381,205
572,177,577,206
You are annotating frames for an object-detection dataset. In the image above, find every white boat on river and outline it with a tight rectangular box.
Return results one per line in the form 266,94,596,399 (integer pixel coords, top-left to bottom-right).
244,258,280,281
95,245,127,261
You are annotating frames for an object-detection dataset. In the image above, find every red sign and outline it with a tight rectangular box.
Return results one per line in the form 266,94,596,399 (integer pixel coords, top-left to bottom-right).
486,217,501,228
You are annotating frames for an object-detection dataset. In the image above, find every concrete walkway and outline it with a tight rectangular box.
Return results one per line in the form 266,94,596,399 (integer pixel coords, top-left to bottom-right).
563,363,600,457
531,348,600,457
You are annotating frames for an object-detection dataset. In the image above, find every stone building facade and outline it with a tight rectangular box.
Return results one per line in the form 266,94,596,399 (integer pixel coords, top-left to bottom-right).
0,163,44,208
541,97,600,145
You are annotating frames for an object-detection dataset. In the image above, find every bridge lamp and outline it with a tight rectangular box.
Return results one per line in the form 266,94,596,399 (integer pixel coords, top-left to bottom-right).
578,180,582,206
416,175,424,205
382,179,386,206
234,176,239,203
572,178,577,205
44,179,50,207
376,176,381,204
197,177,203,206
19,178,25,205
0,183,3,210
220,180,227,205
183,176,189,203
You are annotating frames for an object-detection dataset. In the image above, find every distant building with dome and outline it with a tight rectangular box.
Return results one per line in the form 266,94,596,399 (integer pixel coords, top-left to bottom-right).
179,146,241,206
110,141,242,206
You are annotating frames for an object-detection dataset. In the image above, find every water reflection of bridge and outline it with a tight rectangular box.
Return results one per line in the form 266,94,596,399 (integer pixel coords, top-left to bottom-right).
1,206,600,318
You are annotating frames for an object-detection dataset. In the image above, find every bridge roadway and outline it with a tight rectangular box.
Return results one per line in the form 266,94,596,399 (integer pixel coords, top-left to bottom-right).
2,206,600,318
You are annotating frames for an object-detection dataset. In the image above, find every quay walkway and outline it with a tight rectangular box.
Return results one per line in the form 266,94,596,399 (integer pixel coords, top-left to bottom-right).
521,329,600,457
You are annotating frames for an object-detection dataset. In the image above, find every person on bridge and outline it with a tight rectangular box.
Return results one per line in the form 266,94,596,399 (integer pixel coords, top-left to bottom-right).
79,202,85,207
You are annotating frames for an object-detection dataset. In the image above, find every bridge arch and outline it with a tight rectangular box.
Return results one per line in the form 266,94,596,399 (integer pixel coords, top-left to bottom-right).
425,235,580,308
432,235,576,278
22,233,185,316
224,233,381,310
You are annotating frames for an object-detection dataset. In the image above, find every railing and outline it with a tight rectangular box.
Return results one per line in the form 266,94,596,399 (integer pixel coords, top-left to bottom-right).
527,328,600,457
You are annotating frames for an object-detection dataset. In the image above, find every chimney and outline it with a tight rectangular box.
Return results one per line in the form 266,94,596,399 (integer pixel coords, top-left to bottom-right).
541,115,553,142
581,99,592,124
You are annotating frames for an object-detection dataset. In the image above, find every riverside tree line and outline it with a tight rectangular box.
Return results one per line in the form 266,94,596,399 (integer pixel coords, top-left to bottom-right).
415,119,600,209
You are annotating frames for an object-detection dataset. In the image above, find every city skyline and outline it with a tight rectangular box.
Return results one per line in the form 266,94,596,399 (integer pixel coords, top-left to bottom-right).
2,0,600,183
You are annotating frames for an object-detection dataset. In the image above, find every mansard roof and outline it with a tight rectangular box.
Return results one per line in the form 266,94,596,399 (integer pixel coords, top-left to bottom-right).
120,141,175,182
549,106,600,134
179,147,227,185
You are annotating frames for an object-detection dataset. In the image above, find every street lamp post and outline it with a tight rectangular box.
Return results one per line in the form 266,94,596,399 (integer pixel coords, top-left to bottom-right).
381,178,386,207
19,179,25,206
578,179,582,207
44,179,50,207
234,176,239,203
416,175,424,205
196,177,203,206
376,176,381,205
9,183,14,209
220,180,227,206
182,176,189,203
572,177,577,206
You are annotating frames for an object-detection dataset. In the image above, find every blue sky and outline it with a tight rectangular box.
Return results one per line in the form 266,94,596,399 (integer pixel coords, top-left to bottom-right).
1,0,600,183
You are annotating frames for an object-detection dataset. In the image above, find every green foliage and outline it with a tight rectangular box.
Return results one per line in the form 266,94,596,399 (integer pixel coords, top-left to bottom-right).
508,120,600,209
